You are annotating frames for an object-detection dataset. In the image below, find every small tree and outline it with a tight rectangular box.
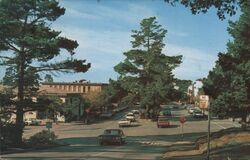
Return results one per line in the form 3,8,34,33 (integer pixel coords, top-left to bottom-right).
0,0,90,144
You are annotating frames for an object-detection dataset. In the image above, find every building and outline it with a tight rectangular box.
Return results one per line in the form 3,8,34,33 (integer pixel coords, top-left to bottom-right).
38,82,108,121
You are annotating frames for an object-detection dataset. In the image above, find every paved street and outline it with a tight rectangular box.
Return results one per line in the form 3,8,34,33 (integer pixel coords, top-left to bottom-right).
1,107,240,160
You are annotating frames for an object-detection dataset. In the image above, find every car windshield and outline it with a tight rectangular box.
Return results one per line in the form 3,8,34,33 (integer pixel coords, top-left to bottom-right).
158,118,168,121
104,130,121,135
194,110,202,113
127,113,134,116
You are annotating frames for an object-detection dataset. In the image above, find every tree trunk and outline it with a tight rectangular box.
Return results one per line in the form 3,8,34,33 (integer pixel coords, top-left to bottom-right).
241,114,247,130
15,57,25,146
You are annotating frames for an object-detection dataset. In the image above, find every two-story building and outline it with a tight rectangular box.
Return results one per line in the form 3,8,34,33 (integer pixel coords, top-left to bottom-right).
38,81,108,121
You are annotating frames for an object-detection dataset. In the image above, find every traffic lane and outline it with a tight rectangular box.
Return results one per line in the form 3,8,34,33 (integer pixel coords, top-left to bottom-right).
23,110,129,139
2,136,167,160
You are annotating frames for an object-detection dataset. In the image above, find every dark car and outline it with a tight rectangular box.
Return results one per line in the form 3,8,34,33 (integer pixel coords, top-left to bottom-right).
159,109,172,117
157,116,170,128
98,129,126,145
192,109,207,118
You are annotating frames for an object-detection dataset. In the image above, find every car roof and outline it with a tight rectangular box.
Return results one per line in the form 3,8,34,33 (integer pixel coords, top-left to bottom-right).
105,129,122,131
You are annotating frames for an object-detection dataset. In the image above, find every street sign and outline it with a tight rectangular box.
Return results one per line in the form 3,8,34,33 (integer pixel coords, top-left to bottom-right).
199,95,209,109
179,116,186,124
46,122,52,131
179,116,186,141
86,108,90,113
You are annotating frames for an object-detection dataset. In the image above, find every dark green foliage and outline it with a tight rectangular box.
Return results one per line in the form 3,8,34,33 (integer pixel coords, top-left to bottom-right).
203,1,250,125
114,17,182,117
0,123,24,149
164,0,242,20
28,130,57,146
37,95,63,121
174,79,192,102
44,74,53,82
0,0,90,144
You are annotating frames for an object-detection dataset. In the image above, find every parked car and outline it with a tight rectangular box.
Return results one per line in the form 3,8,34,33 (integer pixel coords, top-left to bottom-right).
188,107,196,114
157,116,170,128
192,110,206,118
159,109,172,117
131,110,140,115
30,119,43,125
24,118,42,126
126,112,136,122
98,129,126,145
118,118,131,127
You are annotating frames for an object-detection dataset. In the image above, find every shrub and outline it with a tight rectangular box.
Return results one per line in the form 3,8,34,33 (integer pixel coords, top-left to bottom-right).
0,122,24,150
28,130,57,146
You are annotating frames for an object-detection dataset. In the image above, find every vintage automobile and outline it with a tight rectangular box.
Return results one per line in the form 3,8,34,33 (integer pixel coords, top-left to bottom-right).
192,109,207,118
24,118,42,126
157,116,170,128
126,112,136,122
118,118,131,127
98,129,126,145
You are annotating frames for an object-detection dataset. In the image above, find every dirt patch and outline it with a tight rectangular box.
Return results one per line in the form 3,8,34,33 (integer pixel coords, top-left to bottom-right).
164,128,250,159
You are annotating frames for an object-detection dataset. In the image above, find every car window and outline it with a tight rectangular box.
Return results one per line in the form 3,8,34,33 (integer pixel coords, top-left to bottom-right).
158,118,168,121
104,130,120,135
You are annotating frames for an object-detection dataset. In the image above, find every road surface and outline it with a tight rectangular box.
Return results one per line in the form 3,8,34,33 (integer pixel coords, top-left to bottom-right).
1,107,240,160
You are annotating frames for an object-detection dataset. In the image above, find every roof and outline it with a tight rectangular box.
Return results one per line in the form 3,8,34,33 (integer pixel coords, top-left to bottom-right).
41,82,108,86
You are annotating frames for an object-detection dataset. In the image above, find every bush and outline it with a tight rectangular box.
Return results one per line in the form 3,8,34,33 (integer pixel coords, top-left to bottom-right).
0,122,24,150
28,130,57,146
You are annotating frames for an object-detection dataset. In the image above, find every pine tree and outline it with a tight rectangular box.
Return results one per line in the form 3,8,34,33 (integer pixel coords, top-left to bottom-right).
0,0,90,144
114,17,182,118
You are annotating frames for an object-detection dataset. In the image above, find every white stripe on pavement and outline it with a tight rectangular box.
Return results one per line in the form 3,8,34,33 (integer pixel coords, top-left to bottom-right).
212,121,226,129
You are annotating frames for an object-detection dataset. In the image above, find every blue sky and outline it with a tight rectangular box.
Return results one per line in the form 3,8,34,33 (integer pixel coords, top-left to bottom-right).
0,0,240,83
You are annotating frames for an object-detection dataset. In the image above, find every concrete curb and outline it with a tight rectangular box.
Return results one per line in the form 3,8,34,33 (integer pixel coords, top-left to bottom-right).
0,143,69,155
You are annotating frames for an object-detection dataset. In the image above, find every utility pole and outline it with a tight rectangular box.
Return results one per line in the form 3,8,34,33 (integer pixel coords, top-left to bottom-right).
207,100,211,160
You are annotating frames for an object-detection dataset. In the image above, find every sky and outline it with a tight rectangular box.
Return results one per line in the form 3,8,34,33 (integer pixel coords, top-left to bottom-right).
0,0,240,83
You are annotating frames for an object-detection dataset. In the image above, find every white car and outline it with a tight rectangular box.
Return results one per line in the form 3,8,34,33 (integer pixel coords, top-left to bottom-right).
126,112,136,122
118,119,131,127
131,110,140,115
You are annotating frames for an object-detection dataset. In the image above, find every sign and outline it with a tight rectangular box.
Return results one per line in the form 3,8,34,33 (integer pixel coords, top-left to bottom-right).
199,95,209,109
179,116,186,124
46,122,52,129
85,108,91,113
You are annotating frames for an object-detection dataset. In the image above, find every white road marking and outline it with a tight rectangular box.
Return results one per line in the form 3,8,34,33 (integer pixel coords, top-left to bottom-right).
212,121,226,129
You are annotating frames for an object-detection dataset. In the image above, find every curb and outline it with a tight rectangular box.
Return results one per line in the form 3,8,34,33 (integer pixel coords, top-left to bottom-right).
0,143,69,155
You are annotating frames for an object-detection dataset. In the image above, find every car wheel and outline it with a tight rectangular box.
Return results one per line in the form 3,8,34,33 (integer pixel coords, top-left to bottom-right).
99,141,103,145
119,139,122,145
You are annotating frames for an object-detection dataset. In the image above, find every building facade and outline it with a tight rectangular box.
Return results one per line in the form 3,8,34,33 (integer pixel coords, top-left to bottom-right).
38,82,108,121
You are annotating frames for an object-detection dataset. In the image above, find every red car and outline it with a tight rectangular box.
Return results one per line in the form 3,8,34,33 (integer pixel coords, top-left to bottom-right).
157,116,170,128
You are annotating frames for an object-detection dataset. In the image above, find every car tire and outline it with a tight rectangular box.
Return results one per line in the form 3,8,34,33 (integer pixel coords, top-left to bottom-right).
99,141,103,145
119,139,122,145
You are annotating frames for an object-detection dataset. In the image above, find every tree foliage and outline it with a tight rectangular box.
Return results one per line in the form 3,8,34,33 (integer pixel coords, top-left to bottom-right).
114,17,182,118
0,0,90,144
165,0,242,20
203,1,250,125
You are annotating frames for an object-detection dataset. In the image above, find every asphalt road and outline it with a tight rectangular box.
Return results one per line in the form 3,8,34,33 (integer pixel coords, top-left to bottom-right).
1,107,241,160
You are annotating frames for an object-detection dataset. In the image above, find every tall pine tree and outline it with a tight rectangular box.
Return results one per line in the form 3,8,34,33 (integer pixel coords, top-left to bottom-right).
114,17,182,118
0,0,90,144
